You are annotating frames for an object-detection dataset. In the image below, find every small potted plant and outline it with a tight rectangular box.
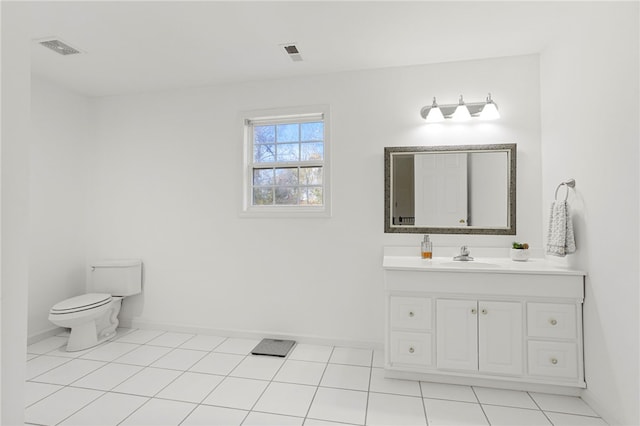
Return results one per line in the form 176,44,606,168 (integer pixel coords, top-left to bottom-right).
511,242,530,261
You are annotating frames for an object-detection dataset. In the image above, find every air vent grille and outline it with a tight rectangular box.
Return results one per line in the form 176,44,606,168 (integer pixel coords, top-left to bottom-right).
280,43,303,62
39,39,82,56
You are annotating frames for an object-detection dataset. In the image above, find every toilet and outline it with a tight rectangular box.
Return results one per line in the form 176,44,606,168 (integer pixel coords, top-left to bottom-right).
49,259,142,352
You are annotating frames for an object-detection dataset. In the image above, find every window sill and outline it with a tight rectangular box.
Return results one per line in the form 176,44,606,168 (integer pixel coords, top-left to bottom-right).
239,205,331,218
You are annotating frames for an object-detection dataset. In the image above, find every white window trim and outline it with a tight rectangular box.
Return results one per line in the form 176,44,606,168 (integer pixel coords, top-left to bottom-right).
240,105,331,218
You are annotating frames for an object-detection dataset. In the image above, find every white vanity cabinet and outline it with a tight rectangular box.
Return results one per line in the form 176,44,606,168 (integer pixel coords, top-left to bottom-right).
436,299,523,375
383,254,586,392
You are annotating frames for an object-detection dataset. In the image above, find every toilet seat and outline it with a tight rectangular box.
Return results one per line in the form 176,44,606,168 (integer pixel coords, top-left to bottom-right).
50,293,112,315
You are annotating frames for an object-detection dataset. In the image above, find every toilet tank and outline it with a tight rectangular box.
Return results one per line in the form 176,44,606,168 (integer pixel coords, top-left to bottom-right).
88,259,142,296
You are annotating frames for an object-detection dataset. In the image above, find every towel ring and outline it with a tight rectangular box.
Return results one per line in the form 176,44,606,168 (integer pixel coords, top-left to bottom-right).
554,178,576,201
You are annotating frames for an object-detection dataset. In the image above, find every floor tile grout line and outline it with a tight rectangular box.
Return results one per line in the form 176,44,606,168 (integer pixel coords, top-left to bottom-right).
25,329,149,424
50,387,107,426
113,350,214,426
26,356,75,382
30,357,109,389
543,409,604,419
470,386,491,425
181,339,294,424
528,391,556,424
362,350,374,426
65,357,138,390
239,350,292,425
177,337,257,425
302,345,335,424
114,394,153,426
419,381,430,426
148,345,210,371
478,401,556,412
24,383,67,410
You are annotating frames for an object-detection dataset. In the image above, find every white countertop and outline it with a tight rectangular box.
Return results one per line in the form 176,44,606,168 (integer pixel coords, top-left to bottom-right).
383,255,586,276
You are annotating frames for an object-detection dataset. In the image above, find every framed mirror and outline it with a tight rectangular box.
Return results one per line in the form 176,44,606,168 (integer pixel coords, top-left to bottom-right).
384,144,516,234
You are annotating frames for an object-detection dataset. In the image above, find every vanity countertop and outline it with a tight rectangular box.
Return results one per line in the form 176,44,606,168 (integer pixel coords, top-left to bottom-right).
383,256,586,276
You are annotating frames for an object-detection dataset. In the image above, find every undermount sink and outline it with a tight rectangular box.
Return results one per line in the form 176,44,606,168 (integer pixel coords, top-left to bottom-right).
437,261,501,269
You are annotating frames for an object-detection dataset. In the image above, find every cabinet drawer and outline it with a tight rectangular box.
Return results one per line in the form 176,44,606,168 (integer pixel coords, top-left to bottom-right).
527,341,578,379
390,331,432,367
527,303,577,339
390,296,432,330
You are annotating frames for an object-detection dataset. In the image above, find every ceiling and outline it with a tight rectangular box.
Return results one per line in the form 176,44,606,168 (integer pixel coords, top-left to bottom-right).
28,1,576,97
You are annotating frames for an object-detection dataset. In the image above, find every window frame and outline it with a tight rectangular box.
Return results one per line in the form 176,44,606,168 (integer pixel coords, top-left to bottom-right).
240,105,331,218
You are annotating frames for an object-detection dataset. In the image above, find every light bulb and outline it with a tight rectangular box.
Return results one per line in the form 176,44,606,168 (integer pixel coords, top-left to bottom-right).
426,107,445,123
425,97,445,123
480,93,500,120
451,96,471,121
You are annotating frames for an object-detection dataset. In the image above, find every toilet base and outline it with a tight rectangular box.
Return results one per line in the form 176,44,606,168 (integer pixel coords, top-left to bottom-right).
64,298,123,352
66,321,111,352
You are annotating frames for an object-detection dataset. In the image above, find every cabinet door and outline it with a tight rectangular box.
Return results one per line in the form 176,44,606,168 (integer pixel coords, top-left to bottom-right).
436,299,478,371
478,301,523,375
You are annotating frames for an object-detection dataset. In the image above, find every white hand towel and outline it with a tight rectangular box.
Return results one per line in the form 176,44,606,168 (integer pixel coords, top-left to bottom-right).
546,200,576,256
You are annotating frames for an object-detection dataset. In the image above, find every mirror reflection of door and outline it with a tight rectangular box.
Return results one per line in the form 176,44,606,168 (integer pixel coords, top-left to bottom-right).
414,153,468,227
392,155,415,225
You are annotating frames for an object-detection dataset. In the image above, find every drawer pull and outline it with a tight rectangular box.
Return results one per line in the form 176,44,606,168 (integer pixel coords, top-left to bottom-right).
408,347,415,354
549,318,558,326
408,311,415,317
550,358,558,365
481,309,488,315
471,308,477,314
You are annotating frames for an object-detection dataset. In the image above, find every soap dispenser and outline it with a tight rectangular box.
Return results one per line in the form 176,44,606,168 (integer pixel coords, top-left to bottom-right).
421,235,433,259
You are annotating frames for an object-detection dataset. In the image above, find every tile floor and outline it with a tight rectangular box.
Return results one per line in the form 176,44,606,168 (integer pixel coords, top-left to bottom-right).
25,328,606,426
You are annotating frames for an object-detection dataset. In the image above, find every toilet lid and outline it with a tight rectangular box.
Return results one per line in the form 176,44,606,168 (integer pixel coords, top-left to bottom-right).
50,293,112,314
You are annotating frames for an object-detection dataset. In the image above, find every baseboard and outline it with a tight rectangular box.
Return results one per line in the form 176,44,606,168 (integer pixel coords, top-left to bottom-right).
580,389,619,425
119,317,384,350
385,369,583,396
28,326,66,345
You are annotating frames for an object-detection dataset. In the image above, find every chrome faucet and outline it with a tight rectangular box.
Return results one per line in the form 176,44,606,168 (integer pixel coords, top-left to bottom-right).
453,245,474,261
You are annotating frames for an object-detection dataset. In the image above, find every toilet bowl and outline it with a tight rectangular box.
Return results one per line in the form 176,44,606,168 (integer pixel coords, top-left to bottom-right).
49,259,142,352
49,293,124,351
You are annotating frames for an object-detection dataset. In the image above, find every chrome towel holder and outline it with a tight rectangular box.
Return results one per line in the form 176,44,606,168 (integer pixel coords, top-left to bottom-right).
555,178,576,201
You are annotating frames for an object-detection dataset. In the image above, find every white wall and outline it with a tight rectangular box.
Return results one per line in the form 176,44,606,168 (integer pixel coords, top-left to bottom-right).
1,2,30,423
540,3,639,425
28,78,91,339
84,54,541,345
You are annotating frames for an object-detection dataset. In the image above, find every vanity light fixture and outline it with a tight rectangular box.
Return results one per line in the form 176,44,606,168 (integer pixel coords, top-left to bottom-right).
420,93,500,123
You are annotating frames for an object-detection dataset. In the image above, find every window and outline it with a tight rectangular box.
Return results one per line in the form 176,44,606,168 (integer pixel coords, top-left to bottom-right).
241,106,330,217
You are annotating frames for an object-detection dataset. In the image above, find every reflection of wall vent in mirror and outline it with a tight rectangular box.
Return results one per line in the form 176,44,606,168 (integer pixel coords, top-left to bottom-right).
280,43,303,62
37,38,83,56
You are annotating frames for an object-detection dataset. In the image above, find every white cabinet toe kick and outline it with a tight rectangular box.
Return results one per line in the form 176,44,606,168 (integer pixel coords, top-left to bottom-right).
383,254,586,394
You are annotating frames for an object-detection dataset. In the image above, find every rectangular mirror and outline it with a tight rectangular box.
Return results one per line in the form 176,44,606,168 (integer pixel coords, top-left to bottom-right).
384,144,516,234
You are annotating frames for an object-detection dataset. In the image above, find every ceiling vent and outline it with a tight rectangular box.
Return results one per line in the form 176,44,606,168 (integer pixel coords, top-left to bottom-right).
280,43,303,62
37,38,83,56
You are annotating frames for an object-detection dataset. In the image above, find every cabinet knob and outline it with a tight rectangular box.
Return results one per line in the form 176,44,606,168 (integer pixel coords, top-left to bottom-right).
471,308,477,314
408,347,415,354
409,311,415,318
481,309,488,315
549,318,558,326
550,358,558,365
